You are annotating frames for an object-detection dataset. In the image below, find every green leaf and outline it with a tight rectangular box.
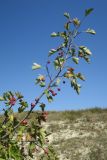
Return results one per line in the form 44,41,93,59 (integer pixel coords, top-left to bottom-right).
3,93,7,100
85,8,94,16
4,110,10,117
85,28,96,35
15,92,23,99
64,12,70,19
24,102,28,107
79,46,92,55
76,84,81,95
84,56,90,63
39,128,46,142
32,63,41,70
18,106,25,113
71,79,76,87
47,96,53,103
40,82,45,87
28,142,36,158
73,18,80,26
72,57,79,64
20,101,28,107
77,73,85,81
71,80,81,95
18,101,28,112
60,31,67,38
68,48,76,56
44,89,49,97
9,143,23,160
48,49,57,56
51,32,59,37
35,78,40,85
8,91,14,97
3,92,11,100
56,78,60,85
54,57,65,69
0,96,4,101
40,103,45,110
64,23,70,30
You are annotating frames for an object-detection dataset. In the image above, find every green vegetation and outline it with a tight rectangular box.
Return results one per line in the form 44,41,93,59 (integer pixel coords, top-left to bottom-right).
46,108,107,160
0,7,96,159
11,107,107,122
0,108,107,159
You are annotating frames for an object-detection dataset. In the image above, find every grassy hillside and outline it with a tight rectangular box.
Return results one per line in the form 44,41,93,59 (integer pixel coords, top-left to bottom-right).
43,108,107,160
0,108,107,159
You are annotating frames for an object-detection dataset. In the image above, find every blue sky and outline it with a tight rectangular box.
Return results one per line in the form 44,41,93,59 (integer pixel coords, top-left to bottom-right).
0,0,107,111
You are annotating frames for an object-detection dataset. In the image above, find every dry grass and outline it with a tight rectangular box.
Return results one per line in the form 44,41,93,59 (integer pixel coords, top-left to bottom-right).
0,107,107,159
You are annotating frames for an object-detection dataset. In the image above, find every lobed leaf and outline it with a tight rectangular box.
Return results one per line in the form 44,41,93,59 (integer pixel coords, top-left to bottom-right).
64,23,70,30
32,63,41,70
85,28,96,35
72,57,79,64
48,49,57,56
0,96,4,101
47,95,53,103
54,57,65,69
64,12,70,19
73,18,80,26
71,79,81,95
77,73,85,81
79,46,92,55
85,8,94,16
40,82,46,87
51,32,59,37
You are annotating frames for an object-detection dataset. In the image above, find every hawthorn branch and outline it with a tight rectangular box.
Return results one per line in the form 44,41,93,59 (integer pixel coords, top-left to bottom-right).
1,23,80,140
0,52,68,140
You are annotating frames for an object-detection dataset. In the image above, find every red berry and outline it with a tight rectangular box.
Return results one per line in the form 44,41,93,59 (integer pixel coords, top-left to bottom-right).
49,89,54,94
63,81,65,84
9,97,16,106
47,60,50,64
60,52,64,56
57,88,61,91
42,111,48,122
79,52,83,57
42,111,48,116
52,92,57,96
52,92,54,96
44,148,48,155
59,52,64,56
21,120,28,125
31,103,35,108
67,67,74,72
43,116,47,121
49,89,52,92
19,99,23,102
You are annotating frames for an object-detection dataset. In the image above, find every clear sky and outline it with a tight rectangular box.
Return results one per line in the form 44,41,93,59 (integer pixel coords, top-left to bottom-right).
0,0,107,111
